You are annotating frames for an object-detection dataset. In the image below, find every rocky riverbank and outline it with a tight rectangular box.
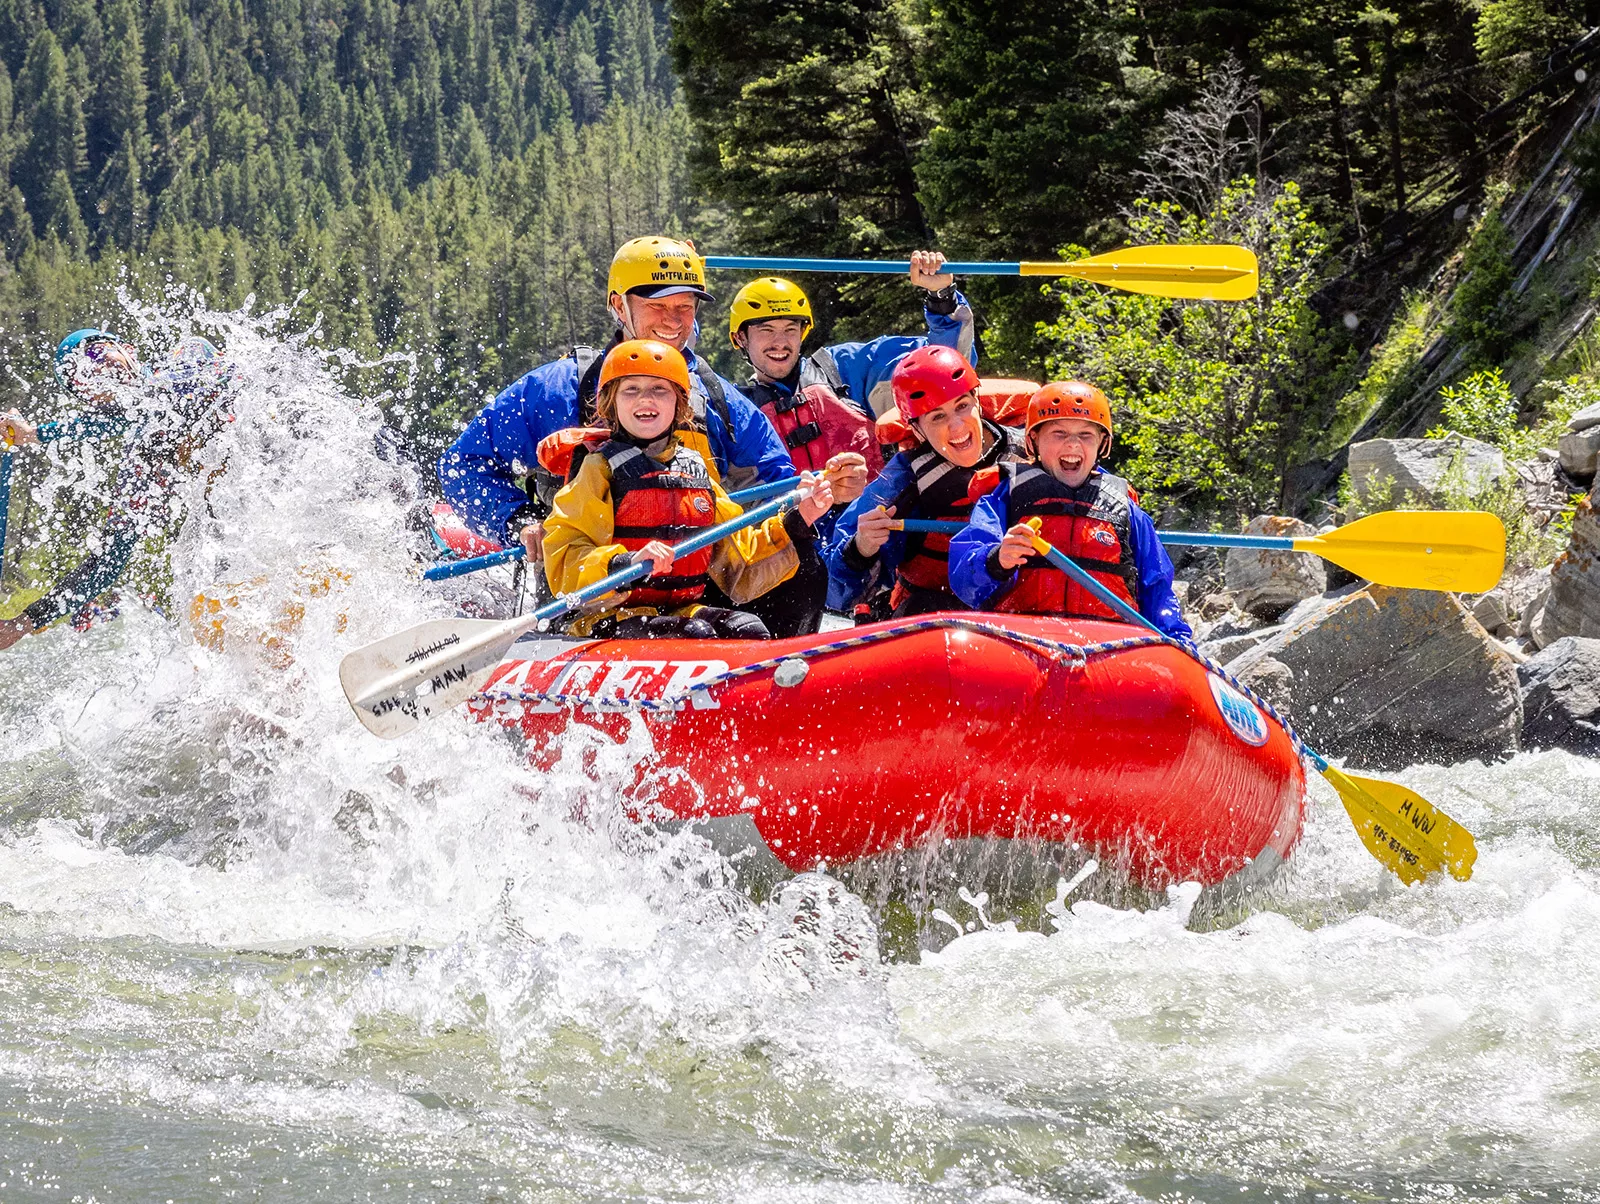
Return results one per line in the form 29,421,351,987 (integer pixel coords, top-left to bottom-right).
1181,433,1600,768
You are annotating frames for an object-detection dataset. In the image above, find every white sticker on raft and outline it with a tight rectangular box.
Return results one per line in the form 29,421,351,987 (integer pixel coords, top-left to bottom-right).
1208,673,1270,747
489,655,729,713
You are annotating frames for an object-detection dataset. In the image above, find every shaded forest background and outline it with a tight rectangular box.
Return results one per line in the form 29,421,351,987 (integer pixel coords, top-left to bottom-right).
4,0,1600,517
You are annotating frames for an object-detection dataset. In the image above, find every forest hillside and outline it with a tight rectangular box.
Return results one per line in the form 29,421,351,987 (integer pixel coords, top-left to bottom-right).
3,0,1599,528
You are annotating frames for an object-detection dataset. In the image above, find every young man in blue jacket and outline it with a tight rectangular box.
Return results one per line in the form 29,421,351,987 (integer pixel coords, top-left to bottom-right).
948,381,1192,641
438,235,844,636
728,251,976,547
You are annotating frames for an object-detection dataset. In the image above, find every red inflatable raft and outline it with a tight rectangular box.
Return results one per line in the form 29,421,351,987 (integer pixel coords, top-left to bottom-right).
468,612,1307,893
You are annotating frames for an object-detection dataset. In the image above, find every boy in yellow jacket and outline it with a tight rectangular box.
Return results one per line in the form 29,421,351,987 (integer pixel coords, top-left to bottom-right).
544,339,833,638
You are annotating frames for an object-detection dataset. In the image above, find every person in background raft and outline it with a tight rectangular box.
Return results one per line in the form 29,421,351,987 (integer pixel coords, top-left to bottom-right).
727,252,976,501
543,339,833,639
0,331,239,652
825,345,1026,619
948,381,1193,641
438,235,855,637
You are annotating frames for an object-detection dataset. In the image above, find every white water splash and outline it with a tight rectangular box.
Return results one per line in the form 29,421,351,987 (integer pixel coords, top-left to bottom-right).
0,299,1597,1200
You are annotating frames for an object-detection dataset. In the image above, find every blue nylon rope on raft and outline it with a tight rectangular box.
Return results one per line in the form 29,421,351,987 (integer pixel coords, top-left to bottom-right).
471,614,1316,770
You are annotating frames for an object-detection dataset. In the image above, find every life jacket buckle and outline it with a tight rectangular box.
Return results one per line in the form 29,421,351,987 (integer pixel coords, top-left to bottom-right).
784,421,822,449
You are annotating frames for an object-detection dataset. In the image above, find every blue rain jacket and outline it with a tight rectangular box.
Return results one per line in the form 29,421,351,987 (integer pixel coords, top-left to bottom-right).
948,470,1194,642
438,347,796,545
816,291,976,418
823,452,924,612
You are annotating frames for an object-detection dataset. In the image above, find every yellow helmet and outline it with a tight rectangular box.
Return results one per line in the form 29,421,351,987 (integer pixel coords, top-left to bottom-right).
728,277,814,346
607,236,713,302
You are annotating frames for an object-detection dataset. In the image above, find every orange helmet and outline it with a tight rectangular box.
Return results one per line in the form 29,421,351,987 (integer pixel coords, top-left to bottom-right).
1025,381,1113,455
598,338,692,394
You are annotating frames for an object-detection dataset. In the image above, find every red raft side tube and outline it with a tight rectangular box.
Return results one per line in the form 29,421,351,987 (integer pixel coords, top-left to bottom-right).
467,613,1308,891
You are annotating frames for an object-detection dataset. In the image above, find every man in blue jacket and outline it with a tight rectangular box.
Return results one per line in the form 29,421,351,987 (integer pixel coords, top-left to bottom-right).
948,381,1192,641
438,235,833,635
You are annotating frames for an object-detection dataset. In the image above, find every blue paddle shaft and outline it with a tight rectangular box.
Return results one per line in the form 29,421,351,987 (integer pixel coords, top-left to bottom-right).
0,451,11,575
423,545,523,581
726,478,796,505
423,478,799,583
529,490,797,623
900,518,1295,551
894,519,1148,627
1035,543,1150,628
1158,531,1294,550
703,255,1022,276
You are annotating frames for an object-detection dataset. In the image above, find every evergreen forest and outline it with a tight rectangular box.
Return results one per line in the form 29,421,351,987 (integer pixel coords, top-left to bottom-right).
4,0,1600,515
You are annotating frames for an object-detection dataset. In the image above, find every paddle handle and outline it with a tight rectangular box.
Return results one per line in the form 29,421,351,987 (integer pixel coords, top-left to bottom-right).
529,489,798,624
424,545,524,580
703,255,1022,276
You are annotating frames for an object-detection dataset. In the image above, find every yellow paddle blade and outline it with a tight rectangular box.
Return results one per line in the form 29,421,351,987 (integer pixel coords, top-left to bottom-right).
1021,244,1259,301
1322,765,1478,885
1294,510,1506,593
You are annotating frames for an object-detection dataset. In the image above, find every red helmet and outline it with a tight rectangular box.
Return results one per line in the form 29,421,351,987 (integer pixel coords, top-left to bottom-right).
1025,380,1113,454
891,345,980,421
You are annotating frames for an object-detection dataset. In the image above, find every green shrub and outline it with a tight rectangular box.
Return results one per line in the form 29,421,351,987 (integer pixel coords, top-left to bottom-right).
1428,368,1519,444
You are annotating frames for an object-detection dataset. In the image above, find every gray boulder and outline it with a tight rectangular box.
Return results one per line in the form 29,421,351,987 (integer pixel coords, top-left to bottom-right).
1568,400,1600,433
1517,637,1600,754
1470,590,1511,635
1532,483,1600,646
1560,426,1600,478
1225,515,1328,621
1229,584,1522,769
1348,435,1507,506
1201,625,1283,666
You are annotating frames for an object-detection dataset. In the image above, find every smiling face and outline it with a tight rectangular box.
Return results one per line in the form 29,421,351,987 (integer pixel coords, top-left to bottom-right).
610,293,700,348
735,317,807,382
1032,418,1106,488
913,393,985,467
612,375,681,441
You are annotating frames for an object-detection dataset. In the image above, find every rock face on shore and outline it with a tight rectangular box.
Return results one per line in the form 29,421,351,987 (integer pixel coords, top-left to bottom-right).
1559,400,1600,479
1518,637,1600,755
1224,515,1327,620
1348,435,1506,506
1227,585,1522,770
1529,482,1600,647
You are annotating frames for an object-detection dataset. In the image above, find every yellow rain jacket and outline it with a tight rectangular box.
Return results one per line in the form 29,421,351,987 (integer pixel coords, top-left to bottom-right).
544,430,799,635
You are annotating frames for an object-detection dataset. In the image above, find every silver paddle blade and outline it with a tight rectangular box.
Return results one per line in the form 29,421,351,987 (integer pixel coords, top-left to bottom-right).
339,615,535,738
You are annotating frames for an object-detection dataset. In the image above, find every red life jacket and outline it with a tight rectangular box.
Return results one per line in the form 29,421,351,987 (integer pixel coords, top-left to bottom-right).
994,464,1139,622
747,351,884,477
602,437,718,608
891,419,1020,608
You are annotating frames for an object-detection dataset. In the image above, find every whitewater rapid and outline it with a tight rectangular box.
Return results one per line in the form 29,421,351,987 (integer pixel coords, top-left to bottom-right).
0,305,1597,1202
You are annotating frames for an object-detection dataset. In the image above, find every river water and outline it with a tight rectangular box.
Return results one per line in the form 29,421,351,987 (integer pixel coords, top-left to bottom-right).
1,311,1599,1202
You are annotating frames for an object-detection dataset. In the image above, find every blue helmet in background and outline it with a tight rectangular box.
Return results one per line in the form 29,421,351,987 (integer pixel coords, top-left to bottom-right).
54,328,143,391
